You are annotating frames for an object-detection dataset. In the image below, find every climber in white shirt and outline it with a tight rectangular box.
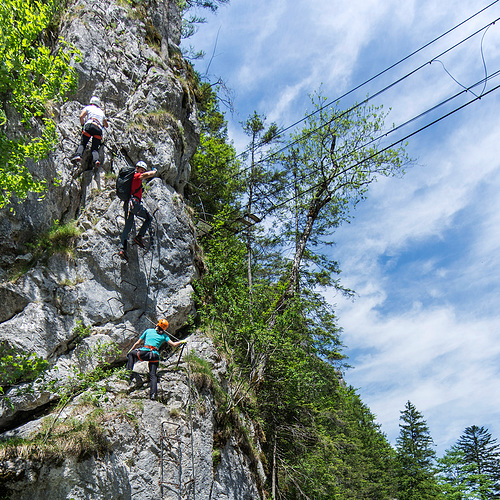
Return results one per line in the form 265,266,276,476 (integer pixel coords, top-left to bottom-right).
71,96,109,168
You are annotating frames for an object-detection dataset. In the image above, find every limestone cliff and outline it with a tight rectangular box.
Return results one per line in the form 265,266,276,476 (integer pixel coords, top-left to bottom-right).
0,0,265,498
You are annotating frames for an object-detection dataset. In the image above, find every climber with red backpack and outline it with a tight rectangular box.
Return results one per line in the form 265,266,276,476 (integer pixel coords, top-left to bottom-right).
126,319,186,400
71,96,108,168
117,160,157,261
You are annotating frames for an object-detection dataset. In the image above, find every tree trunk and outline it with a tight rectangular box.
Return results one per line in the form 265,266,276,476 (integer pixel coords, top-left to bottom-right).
269,185,331,326
272,430,277,499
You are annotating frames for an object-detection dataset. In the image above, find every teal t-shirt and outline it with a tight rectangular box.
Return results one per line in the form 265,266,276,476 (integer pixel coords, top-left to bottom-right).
139,328,170,351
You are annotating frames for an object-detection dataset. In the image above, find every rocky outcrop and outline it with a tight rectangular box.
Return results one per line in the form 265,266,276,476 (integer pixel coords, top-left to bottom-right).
0,0,200,415
0,0,199,268
0,333,265,500
0,0,264,497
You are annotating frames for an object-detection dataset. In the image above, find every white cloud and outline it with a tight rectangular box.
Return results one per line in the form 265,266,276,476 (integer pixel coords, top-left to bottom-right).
337,294,500,452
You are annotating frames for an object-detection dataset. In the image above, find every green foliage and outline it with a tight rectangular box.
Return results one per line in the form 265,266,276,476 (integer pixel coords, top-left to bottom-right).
34,219,82,257
72,319,92,341
188,352,226,403
8,219,81,281
438,426,500,499
190,83,405,498
188,82,242,221
0,408,111,463
0,0,80,208
0,344,49,393
194,216,396,498
437,445,476,499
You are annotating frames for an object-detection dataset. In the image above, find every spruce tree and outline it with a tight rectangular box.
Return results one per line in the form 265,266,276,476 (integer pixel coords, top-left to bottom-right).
395,401,443,499
456,425,500,499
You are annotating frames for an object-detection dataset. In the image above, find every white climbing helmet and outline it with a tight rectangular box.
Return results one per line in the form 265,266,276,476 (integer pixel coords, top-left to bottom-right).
90,96,101,107
136,161,148,171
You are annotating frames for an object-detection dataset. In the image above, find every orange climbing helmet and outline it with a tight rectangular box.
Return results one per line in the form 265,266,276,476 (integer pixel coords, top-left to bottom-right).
157,319,169,330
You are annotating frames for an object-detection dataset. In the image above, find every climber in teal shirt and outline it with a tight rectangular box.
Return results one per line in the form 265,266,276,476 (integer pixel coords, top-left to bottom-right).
126,318,185,400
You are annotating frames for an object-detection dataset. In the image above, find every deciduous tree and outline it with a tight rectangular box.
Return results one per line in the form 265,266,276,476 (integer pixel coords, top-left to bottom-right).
270,92,410,323
188,82,241,221
0,0,79,208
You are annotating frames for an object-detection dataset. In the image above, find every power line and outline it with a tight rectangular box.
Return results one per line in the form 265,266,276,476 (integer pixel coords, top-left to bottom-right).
248,65,500,211
434,22,494,99
203,15,500,224
229,0,500,166
246,15,500,176
222,72,500,236
193,5,500,236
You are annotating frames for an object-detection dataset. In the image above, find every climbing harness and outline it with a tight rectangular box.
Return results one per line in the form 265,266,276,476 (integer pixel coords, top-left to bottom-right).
82,128,102,141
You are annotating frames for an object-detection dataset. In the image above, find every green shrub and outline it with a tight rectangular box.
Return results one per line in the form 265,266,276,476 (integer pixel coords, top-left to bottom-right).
0,409,111,462
37,219,82,257
0,345,50,393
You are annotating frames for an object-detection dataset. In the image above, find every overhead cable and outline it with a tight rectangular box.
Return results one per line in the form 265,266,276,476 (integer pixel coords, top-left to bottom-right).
247,15,500,175
246,65,500,210
230,78,500,236
230,0,500,164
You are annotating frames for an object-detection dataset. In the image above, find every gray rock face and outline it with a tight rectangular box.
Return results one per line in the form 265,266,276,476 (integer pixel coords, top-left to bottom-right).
0,333,264,500
0,0,199,267
0,0,200,416
0,0,264,497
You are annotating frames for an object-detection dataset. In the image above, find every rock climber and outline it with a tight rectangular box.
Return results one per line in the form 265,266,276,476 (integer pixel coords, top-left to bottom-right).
126,319,186,400
119,160,157,261
71,96,108,168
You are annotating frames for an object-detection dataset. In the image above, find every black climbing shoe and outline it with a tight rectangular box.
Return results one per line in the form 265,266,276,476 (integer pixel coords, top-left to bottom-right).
71,155,81,164
150,393,157,401
119,249,128,261
133,236,146,248
94,160,100,168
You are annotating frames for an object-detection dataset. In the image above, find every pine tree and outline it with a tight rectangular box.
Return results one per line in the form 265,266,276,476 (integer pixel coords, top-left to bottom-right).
395,401,443,499
241,111,279,301
437,445,472,499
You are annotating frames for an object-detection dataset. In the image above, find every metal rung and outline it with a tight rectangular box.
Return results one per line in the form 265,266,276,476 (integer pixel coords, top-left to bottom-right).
159,421,195,499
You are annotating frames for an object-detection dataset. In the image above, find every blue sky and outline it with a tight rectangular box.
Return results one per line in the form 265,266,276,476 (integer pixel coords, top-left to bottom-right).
184,0,500,455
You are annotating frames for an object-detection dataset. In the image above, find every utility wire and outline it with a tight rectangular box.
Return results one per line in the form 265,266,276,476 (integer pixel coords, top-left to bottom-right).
197,17,500,228
228,77,500,237
233,15,500,183
434,22,494,99
201,65,500,232
245,65,500,211
229,0,500,166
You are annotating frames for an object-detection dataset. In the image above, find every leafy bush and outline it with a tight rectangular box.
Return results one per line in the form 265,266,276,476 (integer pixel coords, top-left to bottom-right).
0,409,111,463
0,345,50,393
36,219,82,257
0,0,80,208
